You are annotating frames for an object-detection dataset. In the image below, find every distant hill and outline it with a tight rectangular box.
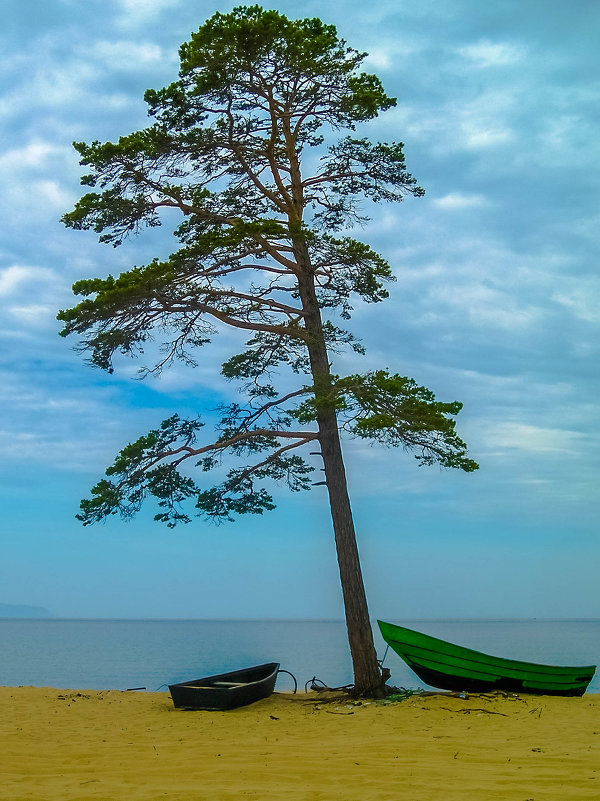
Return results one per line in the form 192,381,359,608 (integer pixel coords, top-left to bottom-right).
0,603,53,618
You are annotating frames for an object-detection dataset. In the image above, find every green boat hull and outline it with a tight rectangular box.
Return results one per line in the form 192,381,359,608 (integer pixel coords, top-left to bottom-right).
378,620,596,696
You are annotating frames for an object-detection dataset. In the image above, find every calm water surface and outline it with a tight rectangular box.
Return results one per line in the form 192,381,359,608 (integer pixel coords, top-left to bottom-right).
1,619,598,693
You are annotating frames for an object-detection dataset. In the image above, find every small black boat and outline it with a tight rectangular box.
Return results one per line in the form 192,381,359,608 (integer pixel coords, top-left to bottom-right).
169,662,280,710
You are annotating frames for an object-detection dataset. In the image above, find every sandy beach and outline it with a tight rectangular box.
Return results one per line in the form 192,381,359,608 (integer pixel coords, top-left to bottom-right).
1,686,599,800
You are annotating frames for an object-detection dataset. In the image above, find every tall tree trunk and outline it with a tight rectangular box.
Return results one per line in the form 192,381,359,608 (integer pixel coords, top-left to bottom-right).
295,246,384,696
318,410,384,695
283,114,383,694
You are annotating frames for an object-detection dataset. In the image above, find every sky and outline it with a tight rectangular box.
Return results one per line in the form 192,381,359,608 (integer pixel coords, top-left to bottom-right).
1,0,598,619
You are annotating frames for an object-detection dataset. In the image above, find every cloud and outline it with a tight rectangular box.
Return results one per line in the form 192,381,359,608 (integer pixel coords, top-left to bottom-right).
0,31,152,136
461,125,513,149
0,141,65,170
7,304,56,327
482,422,585,454
363,48,392,70
458,89,518,150
85,39,170,71
0,265,68,343
0,59,94,120
456,40,526,68
35,180,76,209
375,86,517,154
432,192,488,210
0,368,168,472
433,283,540,330
0,137,78,231
552,279,600,325
361,38,421,72
118,0,177,11
389,237,547,334
0,265,58,297
115,0,180,25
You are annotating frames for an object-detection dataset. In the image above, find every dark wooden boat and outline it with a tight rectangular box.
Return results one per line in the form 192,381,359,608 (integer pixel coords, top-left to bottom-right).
169,662,280,710
378,620,596,697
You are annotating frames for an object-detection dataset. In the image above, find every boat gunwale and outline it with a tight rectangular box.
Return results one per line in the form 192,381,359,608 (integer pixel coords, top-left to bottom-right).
169,661,280,691
395,641,596,682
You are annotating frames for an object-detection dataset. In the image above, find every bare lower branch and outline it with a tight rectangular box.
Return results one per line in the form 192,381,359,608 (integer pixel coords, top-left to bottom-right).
177,302,308,338
168,427,318,466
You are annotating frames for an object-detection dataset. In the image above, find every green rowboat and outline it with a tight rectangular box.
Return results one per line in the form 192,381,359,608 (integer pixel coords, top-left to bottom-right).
378,620,596,696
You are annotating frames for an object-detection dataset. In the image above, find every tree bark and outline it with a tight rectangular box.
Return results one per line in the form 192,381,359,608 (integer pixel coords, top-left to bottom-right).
295,242,384,696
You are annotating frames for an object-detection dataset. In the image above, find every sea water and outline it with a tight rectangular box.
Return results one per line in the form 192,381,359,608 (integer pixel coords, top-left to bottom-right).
1,618,599,693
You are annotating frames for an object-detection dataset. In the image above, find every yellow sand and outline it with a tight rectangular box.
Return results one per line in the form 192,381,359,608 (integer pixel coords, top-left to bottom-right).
1,686,599,800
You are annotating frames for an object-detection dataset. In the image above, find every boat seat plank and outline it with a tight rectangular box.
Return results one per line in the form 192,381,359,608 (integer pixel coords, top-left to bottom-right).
212,681,247,687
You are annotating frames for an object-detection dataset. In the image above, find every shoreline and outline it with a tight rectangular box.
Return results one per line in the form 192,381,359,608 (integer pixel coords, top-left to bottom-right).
2,686,599,799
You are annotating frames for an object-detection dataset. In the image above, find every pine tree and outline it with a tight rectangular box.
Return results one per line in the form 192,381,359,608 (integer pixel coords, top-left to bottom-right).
58,6,478,695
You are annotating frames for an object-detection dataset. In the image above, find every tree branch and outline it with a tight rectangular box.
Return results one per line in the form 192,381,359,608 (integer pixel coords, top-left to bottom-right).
172,301,307,338
202,288,305,318
168,427,319,466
